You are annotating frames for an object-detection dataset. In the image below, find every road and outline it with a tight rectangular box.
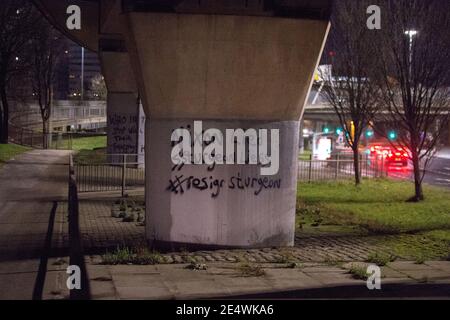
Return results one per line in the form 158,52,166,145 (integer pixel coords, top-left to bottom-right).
0,149,70,300
387,156,450,188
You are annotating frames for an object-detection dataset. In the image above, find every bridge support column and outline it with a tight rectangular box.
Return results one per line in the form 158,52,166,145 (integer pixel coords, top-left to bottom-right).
145,119,299,248
100,51,145,164
124,13,329,248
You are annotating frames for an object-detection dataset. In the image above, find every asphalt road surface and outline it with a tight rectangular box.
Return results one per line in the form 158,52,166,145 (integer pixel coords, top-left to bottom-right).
387,156,450,188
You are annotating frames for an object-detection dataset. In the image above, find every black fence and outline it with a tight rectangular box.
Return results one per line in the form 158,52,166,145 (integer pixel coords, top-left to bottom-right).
68,155,91,300
74,154,145,194
9,123,105,150
298,154,388,182
75,154,387,193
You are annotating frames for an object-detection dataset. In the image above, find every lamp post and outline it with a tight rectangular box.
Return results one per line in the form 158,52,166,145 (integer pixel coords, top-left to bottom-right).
404,30,418,78
81,46,85,101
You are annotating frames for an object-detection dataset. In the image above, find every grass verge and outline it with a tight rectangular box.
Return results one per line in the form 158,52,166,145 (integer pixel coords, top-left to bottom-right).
0,143,31,168
101,247,165,265
297,179,450,261
71,135,106,152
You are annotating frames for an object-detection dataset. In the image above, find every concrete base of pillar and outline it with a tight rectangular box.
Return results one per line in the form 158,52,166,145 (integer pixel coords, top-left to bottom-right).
145,119,299,248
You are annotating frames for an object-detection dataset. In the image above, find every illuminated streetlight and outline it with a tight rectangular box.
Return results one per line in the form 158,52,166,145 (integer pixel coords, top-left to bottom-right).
405,30,418,76
404,30,418,37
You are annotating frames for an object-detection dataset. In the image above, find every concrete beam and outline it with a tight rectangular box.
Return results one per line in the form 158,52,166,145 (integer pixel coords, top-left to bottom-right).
33,0,100,52
124,13,329,121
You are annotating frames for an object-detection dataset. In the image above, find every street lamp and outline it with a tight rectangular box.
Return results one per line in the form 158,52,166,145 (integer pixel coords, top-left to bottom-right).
404,30,418,77
81,46,85,101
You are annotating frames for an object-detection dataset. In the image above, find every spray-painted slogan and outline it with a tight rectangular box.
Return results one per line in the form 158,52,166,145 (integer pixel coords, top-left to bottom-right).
167,121,281,198
108,113,139,154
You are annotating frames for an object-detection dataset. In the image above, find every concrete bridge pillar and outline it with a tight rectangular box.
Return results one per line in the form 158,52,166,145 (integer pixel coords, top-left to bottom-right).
124,13,330,248
34,0,332,249
100,51,145,164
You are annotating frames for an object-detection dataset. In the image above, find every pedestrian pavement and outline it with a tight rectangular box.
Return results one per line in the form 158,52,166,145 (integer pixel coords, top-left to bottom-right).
0,149,71,300
42,258,450,300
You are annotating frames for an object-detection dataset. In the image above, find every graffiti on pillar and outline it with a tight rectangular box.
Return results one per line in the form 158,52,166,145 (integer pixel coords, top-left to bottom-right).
167,120,282,198
108,113,139,154
167,168,282,198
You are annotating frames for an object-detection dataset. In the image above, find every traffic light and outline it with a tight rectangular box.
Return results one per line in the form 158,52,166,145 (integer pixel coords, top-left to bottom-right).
336,128,343,135
323,127,330,134
388,131,397,140
366,130,374,138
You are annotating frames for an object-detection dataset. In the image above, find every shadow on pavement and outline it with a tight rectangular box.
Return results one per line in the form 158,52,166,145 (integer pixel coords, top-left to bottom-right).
214,283,450,299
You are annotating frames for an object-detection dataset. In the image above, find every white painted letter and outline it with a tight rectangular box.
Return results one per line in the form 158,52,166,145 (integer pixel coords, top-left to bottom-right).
366,265,381,290
66,5,81,30
171,129,191,165
203,128,224,165
366,5,381,30
259,129,279,176
193,121,203,164
226,128,258,165
66,265,81,290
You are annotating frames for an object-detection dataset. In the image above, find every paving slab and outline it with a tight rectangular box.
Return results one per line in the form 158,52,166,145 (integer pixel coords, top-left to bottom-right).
84,261,450,299
389,261,440,271
424,261,450,272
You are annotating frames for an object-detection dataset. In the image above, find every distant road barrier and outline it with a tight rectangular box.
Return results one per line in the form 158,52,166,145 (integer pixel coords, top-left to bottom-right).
298,154,389,182
74,154,144,195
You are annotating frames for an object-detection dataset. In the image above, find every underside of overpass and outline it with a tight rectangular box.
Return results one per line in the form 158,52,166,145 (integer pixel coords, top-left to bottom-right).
34,0,332,248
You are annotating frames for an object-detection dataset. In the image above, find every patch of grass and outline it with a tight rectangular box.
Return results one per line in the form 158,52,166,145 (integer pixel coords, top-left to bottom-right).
378,233,450,261
0,143,31,168
74,148,106,164
273,251,297,264
236,263,266,277
348,265,369,280
323,256,343,267
297,179,450,234
414,256,426,265
101,247,165,265
71,135,106,151
297,180,450,261
299,150,312,161
366,252,396,266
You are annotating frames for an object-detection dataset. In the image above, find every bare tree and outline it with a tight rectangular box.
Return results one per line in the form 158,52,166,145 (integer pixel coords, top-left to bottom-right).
373,0,450,201
0,1,39,143
320,0,380,185
30,18,64,149
90,74,107,100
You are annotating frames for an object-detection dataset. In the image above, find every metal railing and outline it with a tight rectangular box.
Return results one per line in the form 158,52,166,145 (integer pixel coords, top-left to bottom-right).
74,153,386,193
74,154,145,194
298,154,388,182
68,155,90,300
8,123,106,150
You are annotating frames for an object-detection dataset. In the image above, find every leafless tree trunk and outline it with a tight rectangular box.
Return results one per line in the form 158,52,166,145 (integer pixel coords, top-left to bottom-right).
0,1,38,144
373,0,450,201
320,0,381,186
30,18,63,149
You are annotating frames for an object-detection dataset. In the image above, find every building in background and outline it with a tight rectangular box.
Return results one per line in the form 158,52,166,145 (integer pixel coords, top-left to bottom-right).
67,40,102,100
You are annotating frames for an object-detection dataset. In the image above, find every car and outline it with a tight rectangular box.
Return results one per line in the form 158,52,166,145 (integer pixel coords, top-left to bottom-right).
368,144,409,167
